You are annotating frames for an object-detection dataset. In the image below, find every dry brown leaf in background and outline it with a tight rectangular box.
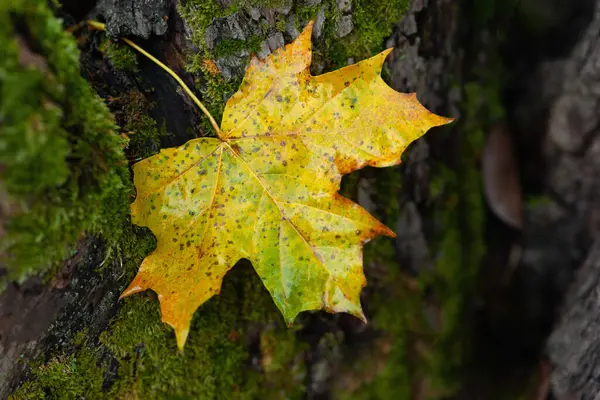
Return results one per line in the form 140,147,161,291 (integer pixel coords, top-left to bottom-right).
483,121,524,229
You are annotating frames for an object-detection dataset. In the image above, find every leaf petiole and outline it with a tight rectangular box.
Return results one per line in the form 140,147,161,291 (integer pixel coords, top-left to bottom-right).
86,20,222,136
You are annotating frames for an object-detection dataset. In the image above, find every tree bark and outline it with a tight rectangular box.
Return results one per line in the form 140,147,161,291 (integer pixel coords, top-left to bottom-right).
539,1,600,398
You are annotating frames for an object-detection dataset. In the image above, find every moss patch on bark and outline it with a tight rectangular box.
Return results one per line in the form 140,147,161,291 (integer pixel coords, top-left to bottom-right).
0,0,132,284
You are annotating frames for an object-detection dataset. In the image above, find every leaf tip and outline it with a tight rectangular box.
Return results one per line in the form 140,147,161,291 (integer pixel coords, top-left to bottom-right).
342,305,367,324
405,92,455,129
436,115,456,126
356,310,367,324
119,279,146,300
382,225,396,238
296,20,314,48
175,326,190,352
369,220,396,239
282,310,299,327
304,19,315,33
370,48,393,71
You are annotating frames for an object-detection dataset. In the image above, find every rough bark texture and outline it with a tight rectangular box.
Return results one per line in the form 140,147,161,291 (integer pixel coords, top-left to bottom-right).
0,239,120,397
4,0,600,398
542,1,600,398
548,240,600,399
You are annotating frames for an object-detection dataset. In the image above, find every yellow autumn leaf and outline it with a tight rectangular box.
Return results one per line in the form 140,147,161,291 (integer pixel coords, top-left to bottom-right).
121,21,452,350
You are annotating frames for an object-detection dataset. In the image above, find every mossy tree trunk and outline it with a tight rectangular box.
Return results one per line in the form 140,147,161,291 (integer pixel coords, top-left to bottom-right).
3,0,598,399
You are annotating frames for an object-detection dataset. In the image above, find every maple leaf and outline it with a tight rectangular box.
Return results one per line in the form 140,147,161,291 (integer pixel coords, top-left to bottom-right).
121,21,452,349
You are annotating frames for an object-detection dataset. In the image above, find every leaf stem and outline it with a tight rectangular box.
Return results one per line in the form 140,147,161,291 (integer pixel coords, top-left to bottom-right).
86,20,221,137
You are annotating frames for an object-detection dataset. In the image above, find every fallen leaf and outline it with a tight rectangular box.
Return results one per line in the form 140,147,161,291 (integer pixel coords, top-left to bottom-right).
122,21,452,349
483,121,523,229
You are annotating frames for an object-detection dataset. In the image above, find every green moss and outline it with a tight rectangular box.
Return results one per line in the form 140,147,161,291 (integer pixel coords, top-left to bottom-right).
10,344,106,400
12,262,310,399
294,2,321,24
337,250,413,399
240,0,292,8
197,61,242,133
213,35,264,58
0,0,131,283
324,0,411,68
118,91,165,158
335,169,418,399
99,38,139,72
176,0,233,50
525,194,553,208
99,267,270,398
177,0,243,130
275,14,287,33
258,325,307,399
410,82,494,397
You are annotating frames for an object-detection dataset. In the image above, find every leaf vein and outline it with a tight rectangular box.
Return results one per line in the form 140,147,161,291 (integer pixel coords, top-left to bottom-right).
223,143,335,291
137,143,222,202
194,145,224,280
